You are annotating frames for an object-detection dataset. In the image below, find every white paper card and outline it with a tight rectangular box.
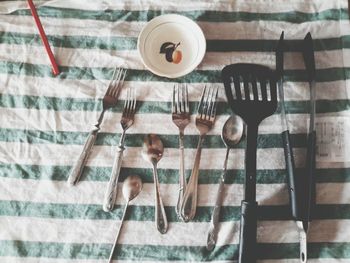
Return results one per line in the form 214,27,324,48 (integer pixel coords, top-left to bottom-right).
316,116,350,163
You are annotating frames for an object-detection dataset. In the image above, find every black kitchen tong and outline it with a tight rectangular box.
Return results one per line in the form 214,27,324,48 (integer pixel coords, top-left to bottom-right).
276,32,317,263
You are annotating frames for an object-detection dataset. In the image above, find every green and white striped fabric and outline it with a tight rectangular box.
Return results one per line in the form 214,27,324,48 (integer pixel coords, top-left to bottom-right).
0,0,349,262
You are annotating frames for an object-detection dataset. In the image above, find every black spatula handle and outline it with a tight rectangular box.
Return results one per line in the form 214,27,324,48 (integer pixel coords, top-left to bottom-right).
238,200,258,263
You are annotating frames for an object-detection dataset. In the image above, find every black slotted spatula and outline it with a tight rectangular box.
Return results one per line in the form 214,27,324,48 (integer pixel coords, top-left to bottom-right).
222,63,278,263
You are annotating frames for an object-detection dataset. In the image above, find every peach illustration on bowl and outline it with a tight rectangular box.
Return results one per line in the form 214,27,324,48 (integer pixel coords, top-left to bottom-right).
160,42,182,64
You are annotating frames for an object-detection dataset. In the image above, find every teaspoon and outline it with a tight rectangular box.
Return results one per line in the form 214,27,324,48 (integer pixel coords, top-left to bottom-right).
206,114,244,251
108,175,142,263
142,134,168,234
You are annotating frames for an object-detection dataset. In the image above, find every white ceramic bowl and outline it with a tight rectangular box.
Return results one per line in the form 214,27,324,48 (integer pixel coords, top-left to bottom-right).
137,14,206,78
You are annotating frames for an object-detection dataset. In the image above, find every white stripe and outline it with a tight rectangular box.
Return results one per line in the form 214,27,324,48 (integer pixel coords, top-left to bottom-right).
0,0,343,14
1,141,349,169
0,216,348,246
0,43,347,70
0,14,342,39
0,72,347,102
0,106,343,135
0,141,294,169
0,178,347,206
0,178,288,206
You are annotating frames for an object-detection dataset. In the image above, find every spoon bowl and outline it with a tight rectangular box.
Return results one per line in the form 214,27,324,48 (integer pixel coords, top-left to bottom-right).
122,175,143,202
222,114,244,148
142,134,164,163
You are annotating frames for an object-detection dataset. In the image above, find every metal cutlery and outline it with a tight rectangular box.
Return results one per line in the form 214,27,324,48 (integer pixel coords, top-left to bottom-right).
171,84,190,219
67,67,127,186
142,134,168,234
108,175,142,263
222,63,277,263
103,87,136,212
206,114,244,251
181,86,218,222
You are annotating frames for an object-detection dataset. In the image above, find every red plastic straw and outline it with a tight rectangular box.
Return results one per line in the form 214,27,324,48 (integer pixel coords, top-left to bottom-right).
27,0,60,76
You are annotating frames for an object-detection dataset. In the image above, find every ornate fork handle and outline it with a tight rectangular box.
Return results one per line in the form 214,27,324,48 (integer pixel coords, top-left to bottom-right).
175,130,186,217
103,144,125,212
68,111,105,186
181,135,205,222
68,126,99,186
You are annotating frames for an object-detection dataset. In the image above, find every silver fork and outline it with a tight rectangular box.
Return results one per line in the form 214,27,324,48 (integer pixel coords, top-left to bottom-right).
172,84,190,218
180,86,218,222
67,67,127,186
103,87,136,212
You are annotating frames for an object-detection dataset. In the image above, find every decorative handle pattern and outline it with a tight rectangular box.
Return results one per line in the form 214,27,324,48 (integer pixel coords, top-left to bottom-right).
181,135,204,222
67,129,98,186
153,164,168,234
175,131,186,218
103,145,125,212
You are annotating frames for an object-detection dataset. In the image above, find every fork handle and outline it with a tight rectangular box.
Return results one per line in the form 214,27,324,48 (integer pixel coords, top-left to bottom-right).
176,130,186,218
67,128,99,186
181,135,204,222
103,144,125,212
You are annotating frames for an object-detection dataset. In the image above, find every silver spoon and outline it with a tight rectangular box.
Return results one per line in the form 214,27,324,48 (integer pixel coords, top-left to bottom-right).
206,114,244,251
108,175,142,263
142,134,168,234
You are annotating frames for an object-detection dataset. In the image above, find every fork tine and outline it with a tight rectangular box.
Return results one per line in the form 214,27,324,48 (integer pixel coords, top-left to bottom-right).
206,87,214,119
197,86,206,116
185,85,189,113
176,84,181,113
202,87,210,119
107,68,122,96
127,87,132,116
112,68,127,98
107,68,122,97
132,87,137,114
172,85,176,113
180,84,185,113
210,87,219,119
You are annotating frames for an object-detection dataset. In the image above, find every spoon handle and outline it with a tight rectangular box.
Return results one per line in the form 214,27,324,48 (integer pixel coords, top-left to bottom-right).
207,147,230,251
181,135,205,222
153,164,168,234
108,202,128,263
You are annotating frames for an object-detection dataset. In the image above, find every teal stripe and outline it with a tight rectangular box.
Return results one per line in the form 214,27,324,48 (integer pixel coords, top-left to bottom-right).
6,6,347,22
0,201,349,221
0,93,348,114
1,31,349,52
0,241,348,260
0,62,348,83
0,128,310,148
0,163,348,184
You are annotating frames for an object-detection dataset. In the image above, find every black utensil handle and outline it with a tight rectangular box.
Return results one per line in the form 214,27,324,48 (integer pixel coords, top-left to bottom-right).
281,130,300,220
305,130,316,220
238,200,258,263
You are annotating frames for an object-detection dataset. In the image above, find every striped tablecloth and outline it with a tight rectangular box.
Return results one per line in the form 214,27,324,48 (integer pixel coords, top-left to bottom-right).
0,0,349,262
